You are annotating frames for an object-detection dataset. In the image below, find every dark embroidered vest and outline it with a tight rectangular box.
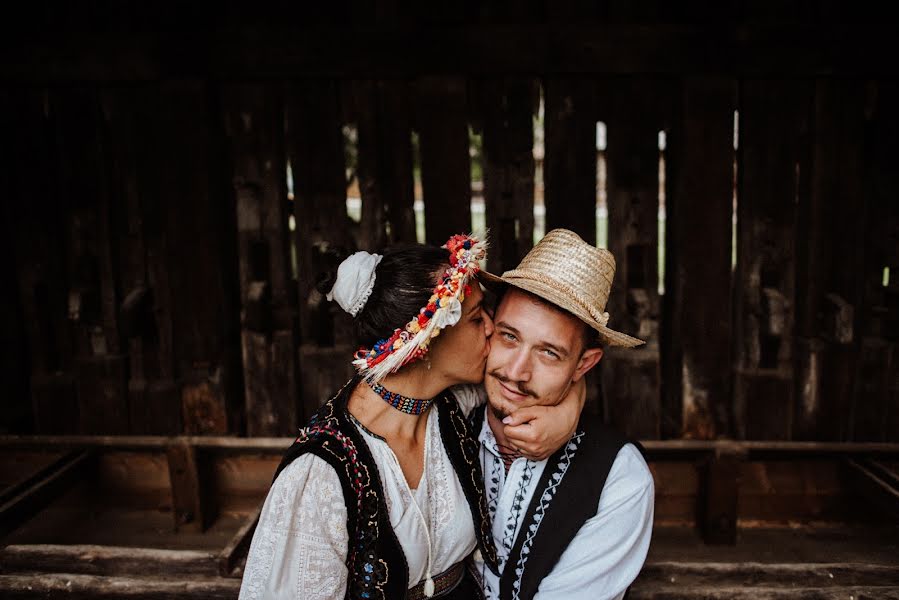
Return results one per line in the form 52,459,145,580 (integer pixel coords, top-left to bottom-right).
273,376,499,600
492,414,631,600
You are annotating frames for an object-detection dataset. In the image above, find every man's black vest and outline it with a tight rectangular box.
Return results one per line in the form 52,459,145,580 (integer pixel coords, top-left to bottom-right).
473,408,631,600
273,376,499,600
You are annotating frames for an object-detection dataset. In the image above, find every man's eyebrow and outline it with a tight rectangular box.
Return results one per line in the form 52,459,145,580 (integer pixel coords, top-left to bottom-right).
496,321,571,358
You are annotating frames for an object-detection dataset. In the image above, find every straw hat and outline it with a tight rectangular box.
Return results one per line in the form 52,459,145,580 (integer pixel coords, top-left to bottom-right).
480,229,645,348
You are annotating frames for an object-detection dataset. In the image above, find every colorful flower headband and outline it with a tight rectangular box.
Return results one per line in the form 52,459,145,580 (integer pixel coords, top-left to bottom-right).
353,233,487,382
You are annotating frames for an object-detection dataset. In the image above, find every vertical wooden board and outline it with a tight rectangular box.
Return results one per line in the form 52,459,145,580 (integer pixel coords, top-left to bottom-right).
543,78,596,245
101,85,183,435
166,443,209,533
0,91,32,433
416,77,472,246
286,80,356,348
477,77,538,275
75,355,129,434
794,79,867,440
298,345,358,419
662,77,736,440
858,81,899,442
734,78,812,440
157,80,243,435
600,351,661,439
602,77,667,439
353,80,417,250
221,83,300,436
6,91,78,433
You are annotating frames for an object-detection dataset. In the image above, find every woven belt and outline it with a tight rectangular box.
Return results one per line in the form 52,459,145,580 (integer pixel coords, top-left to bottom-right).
407,561,466,600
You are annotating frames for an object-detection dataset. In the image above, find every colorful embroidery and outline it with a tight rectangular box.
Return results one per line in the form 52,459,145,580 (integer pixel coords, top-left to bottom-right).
353,234,487,382
511,432,585,600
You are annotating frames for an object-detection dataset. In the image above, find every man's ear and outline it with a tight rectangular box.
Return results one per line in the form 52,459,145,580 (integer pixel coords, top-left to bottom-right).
572,348,603,381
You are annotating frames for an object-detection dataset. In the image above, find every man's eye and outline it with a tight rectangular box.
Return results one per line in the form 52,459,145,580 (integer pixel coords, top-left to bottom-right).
501,332,516,341
543,349,559,359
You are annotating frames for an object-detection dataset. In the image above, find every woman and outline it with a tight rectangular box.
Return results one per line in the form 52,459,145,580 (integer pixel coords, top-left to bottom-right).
239,234,580,600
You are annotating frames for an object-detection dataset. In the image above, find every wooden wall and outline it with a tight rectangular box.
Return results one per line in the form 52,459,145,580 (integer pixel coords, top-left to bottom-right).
1,4,897,441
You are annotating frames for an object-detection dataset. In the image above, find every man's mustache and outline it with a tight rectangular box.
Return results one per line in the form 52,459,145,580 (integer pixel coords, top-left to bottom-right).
488,370,538,399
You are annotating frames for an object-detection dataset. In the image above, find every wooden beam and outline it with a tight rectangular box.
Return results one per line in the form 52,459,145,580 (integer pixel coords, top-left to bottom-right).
698,448,744,545
543,77,596,245
417,76,472,246
476,77,538,275
165,442,211,533
635,561,899,588
0,450,94,538
3,24,898,81
217,501,263,577
0,544,218,577
0,450,84,506
0,573,240,600
845,459,899,519
662,77,736,440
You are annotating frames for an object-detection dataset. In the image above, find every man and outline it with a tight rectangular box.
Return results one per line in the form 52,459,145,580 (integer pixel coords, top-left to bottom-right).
472,228,654,600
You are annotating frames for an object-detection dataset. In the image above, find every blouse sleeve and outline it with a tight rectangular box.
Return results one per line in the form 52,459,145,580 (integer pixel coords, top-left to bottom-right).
448,383,488,418
239,454,349,600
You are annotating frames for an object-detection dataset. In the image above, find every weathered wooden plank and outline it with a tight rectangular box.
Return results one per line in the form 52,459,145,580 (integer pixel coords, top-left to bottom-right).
543,77,597,245
217,501,263,577
601,77,668,439
353,79,417,249
286,79,355,348
845,459,899,519
166,442,211,533
635,561,899,588
99,86,182,435
0,450,94,538
416,76,472,245
297,345,358,419
476,77,538,274
0,573,240,600
4,24,898,81
221,83,300,437
794,79,867,441
734,78,813,440
699,449,744,545
156,80,243,435
662,77,736,439
6,90,78,434
0,544,218,577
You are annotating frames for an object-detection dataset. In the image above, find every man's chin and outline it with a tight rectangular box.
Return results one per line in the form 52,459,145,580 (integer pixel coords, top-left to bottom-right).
489,403,509,421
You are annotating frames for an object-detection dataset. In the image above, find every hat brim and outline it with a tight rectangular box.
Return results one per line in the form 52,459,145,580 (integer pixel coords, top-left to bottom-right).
477,270,645,348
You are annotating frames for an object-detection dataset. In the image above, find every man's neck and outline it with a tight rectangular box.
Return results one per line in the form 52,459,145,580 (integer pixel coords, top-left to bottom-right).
486,408,512,449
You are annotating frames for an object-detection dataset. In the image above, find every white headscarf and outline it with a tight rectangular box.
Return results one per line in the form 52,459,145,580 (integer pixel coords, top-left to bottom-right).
326,251,384,317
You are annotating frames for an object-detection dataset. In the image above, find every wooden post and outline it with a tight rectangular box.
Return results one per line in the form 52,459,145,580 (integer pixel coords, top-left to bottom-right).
794,79,867,440
221,83,301,436
543,77,596,246
353,80,417,250
602,78,668,439
662,77,736,440
699,447,744,545
286,80,357,417
734,79,812,440
156,81,243,435
416,76,472,246
476,77,538,275
166,441,211,533
7,90,77,434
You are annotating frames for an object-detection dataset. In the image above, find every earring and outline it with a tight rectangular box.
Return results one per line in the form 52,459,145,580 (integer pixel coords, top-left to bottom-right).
427,359,432,371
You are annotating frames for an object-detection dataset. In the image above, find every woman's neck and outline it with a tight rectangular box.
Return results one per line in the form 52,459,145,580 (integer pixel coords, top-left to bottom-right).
348,364,447,440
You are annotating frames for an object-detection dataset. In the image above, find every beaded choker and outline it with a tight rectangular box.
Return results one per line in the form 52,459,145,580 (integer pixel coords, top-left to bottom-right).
366,379,433,415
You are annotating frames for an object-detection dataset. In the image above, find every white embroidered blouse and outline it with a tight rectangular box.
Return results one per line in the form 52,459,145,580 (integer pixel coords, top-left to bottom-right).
238,386,483,600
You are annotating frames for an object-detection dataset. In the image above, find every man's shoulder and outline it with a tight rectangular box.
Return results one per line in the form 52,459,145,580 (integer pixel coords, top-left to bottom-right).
575,417,653,492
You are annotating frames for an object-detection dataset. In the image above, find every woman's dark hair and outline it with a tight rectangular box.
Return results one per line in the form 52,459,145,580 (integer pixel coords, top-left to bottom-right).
348,244,450,348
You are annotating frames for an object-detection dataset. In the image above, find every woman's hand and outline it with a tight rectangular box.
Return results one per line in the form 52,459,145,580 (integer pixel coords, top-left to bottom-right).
502,378,585,461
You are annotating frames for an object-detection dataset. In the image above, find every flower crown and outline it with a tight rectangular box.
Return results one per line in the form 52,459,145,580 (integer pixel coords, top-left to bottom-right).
353,233,487,382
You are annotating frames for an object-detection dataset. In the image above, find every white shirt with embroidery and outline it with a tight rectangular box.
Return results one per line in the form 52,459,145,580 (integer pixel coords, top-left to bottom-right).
238,393,480,600
471,404,655,600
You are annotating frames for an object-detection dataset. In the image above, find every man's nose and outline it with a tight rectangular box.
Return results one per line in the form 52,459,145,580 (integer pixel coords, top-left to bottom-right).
505,348,531,383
